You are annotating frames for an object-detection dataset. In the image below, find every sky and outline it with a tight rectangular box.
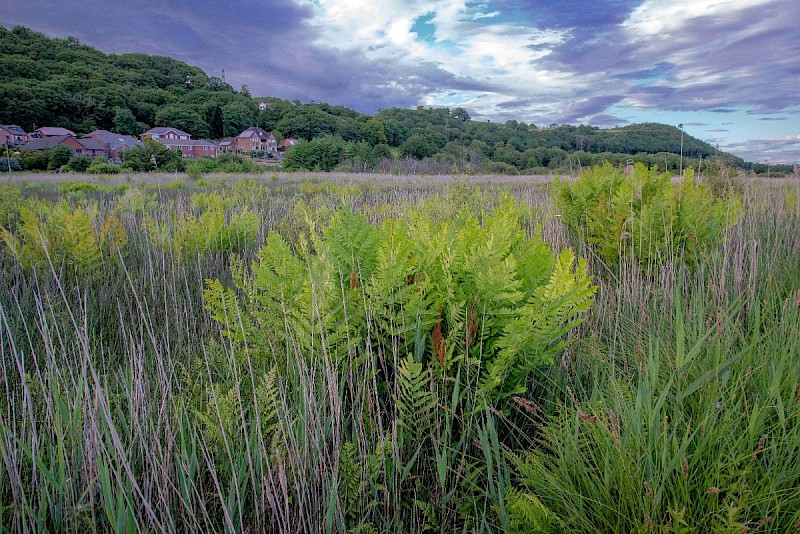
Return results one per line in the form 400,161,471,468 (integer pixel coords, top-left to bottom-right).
2,0,799,163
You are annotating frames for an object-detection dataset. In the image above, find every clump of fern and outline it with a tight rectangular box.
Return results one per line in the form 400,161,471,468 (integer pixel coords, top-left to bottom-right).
554,163,743,266
0,199,127,275
205,198,595,405
145,207,259,258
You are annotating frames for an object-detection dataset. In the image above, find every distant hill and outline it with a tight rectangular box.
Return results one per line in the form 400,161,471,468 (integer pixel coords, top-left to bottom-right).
2,25,747,173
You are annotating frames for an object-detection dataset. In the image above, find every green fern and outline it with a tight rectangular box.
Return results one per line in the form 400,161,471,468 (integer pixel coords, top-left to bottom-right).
396,354,435,440
555,163,743,266
505,487,560,533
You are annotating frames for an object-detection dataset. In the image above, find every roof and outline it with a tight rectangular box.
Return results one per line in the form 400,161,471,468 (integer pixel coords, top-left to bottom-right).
278,138,298,148
84,130,142,151
219,137,235,147
0,125,26,135
238,126,274,140
36,127,76,137
21,135,72,150
76,138,108,151
142,126,191,137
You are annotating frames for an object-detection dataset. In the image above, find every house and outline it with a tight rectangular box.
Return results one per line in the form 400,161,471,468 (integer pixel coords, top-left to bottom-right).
32,126,77,138
258,102,267,110
155,138,219,158
277,138,298,152
218,137,236,151
140,127,191,141
235,127,277,153
20,135,110,159
0,125,29,146
84,130,143,160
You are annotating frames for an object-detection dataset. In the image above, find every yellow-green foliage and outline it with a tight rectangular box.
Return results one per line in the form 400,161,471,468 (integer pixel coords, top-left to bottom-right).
555,163,743,265
0,185,22,230
204,199,595,404
0,200,127,274
146,207,259,258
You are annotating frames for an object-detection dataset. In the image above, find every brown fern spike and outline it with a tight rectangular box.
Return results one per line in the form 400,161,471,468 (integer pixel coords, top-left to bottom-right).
466,305,478,349
350,268,358,290
432,307,446,367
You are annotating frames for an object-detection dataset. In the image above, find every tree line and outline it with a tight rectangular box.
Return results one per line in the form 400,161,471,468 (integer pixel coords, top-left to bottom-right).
2,24,759,175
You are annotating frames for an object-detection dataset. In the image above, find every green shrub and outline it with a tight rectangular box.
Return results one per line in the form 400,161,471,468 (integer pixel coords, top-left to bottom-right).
87,158,120,175
554,163,743,265
66,155,92,172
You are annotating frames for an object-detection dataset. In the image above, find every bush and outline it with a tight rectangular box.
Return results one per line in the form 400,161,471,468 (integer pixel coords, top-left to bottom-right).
87,158,120,174
0,157,23,172
484,161,519,175
47,145,73,171
66,155,92,172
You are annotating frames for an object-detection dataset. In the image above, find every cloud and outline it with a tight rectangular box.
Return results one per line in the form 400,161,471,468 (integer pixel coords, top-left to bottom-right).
722,135,800,163
558,96,624,123
1,0,798,162
588,114,629,126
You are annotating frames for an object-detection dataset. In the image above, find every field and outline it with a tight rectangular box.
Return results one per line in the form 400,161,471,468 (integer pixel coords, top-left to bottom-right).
0,168,799,532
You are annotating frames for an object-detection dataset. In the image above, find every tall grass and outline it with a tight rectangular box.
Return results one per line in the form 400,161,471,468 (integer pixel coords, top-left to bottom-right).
0,175,798,532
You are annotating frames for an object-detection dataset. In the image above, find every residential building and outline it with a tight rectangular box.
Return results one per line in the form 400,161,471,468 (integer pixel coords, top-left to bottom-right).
235,127,277,153
140,127,191,141
0,125,29,146
20,135,109,159
32,126,77,138
84,130,143,160
277,138,298,152
218,137,236,151
155,138,219,158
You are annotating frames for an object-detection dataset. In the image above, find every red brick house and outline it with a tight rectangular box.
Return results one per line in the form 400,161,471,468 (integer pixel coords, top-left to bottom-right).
235,127,277,153
20,135,109,159
32,126,77,138
140,127,191,141
84,130,143,161
277,138,298,152
155,138,219,158
0,125,29,146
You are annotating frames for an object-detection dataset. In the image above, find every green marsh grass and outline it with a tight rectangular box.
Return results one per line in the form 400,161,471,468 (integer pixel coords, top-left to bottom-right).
0,174,797,532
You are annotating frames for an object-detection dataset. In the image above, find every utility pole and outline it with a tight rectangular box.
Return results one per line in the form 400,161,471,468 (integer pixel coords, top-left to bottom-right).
5,140,12,173
678,123,684,181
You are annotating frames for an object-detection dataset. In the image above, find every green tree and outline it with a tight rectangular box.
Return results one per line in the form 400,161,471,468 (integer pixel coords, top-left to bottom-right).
113,107,140,135
47,145,72,170
206,105,224,139
283,136,344,171
222,100,257,137
399,134,436,159
154,104,209,139
121,138,183,172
